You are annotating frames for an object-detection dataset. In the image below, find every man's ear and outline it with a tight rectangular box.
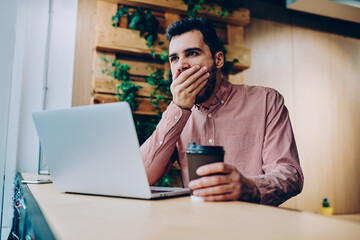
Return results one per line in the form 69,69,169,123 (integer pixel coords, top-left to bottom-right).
214,51,224,69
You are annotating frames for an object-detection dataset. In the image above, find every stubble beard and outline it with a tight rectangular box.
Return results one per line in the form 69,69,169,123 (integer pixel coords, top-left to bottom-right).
195,63,217,105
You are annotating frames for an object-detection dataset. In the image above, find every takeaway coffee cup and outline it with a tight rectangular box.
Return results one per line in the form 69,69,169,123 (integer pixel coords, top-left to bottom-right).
186,142,225,200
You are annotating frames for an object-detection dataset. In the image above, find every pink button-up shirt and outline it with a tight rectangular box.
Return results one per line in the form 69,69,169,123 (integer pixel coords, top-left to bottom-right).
141,79,304,206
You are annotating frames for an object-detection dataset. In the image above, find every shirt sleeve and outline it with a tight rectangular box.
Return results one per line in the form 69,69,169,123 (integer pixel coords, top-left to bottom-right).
248,90,304,206
140,102,191,185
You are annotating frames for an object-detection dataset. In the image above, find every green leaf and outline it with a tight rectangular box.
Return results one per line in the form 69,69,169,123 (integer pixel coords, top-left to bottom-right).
160,51,168,61
123,6,129,14
150,50,156,58
123,63,131,71
129,14,140,30
194,4,201,12
146,34,154,48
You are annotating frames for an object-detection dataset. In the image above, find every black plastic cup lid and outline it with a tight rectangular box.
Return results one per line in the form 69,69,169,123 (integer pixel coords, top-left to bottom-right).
186,142,224,155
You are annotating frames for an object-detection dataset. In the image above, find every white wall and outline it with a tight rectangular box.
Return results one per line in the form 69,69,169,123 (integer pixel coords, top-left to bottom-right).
0,0,18,234
46,0,78,110
16,0,78,173
15,0,78,171
1,0,78,236
16,0,50,173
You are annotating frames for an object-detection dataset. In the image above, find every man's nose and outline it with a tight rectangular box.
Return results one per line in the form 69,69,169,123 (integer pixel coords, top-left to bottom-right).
177,58,191,74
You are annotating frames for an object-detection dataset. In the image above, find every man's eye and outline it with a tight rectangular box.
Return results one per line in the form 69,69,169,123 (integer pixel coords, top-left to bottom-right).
170,57,178,62
187,51,198,57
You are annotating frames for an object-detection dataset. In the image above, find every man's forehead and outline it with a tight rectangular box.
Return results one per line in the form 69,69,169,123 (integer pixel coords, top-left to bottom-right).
169,30,205,54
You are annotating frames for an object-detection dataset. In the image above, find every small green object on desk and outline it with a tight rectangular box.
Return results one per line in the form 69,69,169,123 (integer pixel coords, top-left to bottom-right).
321,198,334,216
322,198,330,207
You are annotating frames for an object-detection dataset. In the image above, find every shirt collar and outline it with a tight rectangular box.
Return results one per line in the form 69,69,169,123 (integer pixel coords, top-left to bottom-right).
195,77,232,112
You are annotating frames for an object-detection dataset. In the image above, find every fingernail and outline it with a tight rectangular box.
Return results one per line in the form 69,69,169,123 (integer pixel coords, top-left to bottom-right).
196,168,204,175
206,72,210,76
189,182,195,188
195,65,200,69
202,66,207,71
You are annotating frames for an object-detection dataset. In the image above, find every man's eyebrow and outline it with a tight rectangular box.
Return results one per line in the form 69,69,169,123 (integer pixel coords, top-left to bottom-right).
169,53,177,58
185,47,202,53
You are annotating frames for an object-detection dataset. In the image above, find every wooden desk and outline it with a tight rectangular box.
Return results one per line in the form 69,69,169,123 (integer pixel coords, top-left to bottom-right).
20,173,360,240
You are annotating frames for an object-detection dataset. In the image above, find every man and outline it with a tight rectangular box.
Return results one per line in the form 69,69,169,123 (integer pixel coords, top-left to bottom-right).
140,17,303,206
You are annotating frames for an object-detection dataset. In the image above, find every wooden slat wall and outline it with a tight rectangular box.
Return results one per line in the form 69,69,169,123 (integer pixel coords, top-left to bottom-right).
73,0,251,112
103,0,250,26
244,18,360,214
92,94,167,115
96,27,168,55
94,51,165,97
72,0,97,106
92,1,167,115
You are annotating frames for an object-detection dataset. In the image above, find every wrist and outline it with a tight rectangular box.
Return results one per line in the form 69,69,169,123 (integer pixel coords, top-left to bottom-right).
240,177,261,204
172,101,193,111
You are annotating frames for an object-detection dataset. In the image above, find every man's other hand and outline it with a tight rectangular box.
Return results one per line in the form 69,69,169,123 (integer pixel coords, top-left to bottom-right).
189,162,261,202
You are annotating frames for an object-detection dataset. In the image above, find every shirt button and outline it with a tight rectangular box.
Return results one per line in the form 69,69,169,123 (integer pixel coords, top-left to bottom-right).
208,138,213,143
159,141,163,145
221,100,224,104
208,113,212,118
174,116,178,120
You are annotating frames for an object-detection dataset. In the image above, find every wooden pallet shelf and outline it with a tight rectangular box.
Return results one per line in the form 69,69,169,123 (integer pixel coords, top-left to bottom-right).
96,27,251,70
94,78,172,99
73,0,252,110
226,45,251,70
94,51,165,77
102,0,250,26
92,93,168,115
96,27,168,56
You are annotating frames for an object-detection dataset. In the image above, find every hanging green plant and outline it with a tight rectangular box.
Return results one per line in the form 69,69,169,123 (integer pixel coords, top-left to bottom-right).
146,68,172,115
112,6,163,48
183,0,243,18
101,57,142,111
135,116,160,144
111,6,129,24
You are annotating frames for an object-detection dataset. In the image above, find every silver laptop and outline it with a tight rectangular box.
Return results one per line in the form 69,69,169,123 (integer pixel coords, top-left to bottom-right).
32,102,189,199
